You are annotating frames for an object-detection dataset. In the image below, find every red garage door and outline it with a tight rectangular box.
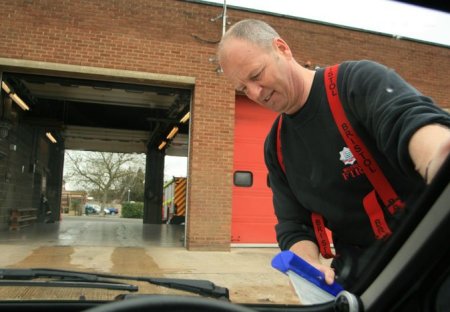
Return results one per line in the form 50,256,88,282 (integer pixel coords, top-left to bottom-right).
232,96,334,246
231,96,279,244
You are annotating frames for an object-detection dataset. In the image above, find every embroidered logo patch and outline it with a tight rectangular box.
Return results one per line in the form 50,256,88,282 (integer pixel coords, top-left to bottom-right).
339,147,356,165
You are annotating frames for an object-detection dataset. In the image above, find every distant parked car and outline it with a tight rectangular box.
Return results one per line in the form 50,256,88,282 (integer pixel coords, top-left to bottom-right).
104,207,119,215
84,204,101,215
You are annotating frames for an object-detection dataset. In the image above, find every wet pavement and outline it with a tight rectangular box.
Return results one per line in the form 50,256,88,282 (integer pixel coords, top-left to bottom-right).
0,215,185,247
0,215,299,304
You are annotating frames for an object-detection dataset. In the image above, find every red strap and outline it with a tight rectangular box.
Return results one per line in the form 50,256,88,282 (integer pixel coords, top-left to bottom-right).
363,190,393,239
276,116,285,173
324,64,404,215
311,213,335,259
276,115,334,258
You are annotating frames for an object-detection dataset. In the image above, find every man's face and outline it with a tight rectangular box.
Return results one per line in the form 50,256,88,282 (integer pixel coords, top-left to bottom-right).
219,38,298,114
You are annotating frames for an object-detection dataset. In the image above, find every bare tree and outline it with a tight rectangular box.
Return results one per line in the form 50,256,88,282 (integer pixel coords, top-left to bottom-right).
114,167,145,202
64,151,145,211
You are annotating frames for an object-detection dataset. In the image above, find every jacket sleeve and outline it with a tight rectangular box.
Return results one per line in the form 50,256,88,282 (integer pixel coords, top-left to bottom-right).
339,60,450,177
264,116,317,250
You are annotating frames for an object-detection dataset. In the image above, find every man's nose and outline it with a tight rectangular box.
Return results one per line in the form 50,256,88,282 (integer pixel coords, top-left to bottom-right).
245,82,262,100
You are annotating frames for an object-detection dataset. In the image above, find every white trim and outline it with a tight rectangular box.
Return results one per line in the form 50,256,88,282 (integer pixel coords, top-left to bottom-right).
0,57,195,87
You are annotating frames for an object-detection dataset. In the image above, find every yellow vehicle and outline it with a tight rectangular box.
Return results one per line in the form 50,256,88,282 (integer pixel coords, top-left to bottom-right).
162,177,187,224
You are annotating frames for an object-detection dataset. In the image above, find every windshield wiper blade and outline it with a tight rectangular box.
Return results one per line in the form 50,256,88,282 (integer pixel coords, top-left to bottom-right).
139,277,229,299
0,268,229,299
0,268,138,292
0,280,138,291
82,272,229,300
80,271,229,299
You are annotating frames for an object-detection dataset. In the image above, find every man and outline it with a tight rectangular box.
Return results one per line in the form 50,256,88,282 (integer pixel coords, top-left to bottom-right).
217,19,450,286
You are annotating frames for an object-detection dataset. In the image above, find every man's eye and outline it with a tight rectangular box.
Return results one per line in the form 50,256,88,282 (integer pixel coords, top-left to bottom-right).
251,73,260,81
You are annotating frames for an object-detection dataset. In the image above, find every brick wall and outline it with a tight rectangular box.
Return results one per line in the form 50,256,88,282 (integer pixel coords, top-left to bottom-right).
0,0,448,248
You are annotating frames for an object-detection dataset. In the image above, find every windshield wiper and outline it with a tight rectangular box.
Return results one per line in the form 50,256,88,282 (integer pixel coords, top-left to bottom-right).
84,271,230,300
133,277,229,299
0,268,229,299
0,268,138,292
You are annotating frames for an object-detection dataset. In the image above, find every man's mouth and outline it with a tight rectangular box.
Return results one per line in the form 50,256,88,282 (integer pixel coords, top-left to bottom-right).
264,90,275,102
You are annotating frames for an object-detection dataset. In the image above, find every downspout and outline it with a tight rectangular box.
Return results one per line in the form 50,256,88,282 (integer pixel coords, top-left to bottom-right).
222,0,227,36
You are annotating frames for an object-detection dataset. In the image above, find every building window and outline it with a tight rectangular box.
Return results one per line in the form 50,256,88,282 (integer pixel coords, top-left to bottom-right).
233,171,253,187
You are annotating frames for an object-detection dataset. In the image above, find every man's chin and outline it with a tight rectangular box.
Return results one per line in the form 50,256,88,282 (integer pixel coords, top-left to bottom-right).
256,100,285,113
272,102,289,114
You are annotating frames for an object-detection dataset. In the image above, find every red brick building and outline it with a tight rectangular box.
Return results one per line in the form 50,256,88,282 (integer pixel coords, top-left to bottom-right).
0,0,448,250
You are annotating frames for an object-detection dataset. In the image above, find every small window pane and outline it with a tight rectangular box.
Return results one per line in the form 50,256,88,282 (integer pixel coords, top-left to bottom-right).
234,171,253,187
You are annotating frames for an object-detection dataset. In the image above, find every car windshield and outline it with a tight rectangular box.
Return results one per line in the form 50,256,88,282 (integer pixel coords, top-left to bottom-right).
0,1,448,311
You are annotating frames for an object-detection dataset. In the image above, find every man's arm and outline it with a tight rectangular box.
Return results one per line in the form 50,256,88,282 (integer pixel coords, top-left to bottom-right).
408,124,450,183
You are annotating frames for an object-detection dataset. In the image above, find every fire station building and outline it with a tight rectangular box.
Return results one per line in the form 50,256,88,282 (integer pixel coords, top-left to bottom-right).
0,0,448,250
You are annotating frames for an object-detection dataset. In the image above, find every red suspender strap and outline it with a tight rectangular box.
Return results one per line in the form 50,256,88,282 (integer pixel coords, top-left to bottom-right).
276,115,334,258
324,64,405,239
311,213,335,259
363,190,393,239
276,116,286,173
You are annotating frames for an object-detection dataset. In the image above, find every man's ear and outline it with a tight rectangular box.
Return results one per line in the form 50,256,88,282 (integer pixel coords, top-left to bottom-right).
273,38,292,57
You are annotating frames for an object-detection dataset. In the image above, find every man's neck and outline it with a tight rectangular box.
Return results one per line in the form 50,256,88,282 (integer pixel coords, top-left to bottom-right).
285,65,316,115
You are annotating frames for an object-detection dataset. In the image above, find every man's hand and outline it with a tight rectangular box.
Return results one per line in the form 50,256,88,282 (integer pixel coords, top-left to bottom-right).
289,240,335,285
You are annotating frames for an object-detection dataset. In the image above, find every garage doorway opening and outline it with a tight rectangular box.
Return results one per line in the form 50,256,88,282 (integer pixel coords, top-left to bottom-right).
0,62,193,247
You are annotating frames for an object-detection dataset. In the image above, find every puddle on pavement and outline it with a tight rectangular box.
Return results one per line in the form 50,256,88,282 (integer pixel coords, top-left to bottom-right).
110,247,162,275
8,246,80,270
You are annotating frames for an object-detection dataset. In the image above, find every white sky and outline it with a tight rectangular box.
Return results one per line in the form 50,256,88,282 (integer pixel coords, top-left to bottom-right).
201,0,450,47
165,156,188,179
